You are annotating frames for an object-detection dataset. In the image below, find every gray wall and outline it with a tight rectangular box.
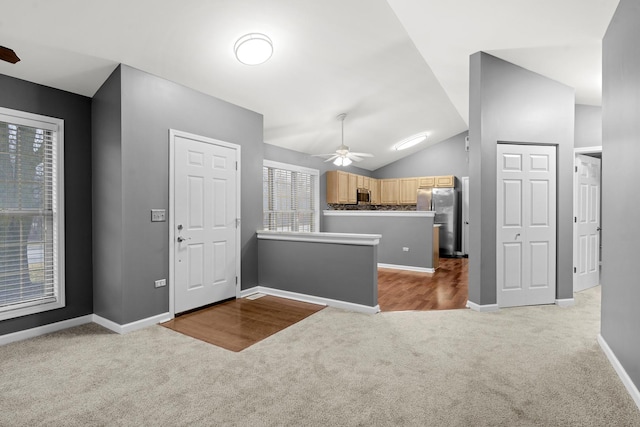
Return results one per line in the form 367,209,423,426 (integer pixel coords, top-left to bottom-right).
468,52,574,306
373,131,469,180
258,239,378,307
263,143,371,230
575,104,602,148
323,215,434,269
93,65,264,325
601,0,640,393
0,74,93,335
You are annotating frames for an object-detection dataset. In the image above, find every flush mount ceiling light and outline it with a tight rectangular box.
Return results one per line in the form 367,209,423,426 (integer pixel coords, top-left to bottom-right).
234,33,273,65
394,132,428,151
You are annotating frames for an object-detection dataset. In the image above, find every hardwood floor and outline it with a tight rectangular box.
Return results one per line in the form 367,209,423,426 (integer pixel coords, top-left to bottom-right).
161,295,325,352
378,257,468,312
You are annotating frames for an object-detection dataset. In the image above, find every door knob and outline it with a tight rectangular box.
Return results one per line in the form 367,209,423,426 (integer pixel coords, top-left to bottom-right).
597,227,601,231
177,236,190,243
515,233,520,239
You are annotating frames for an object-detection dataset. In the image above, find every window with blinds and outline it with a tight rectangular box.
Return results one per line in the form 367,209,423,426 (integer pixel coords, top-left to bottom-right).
263,160,319,232
0,108,64,321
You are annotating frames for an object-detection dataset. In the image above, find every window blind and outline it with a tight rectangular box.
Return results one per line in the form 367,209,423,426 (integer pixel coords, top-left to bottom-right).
263,162,318,232
0,116,60,316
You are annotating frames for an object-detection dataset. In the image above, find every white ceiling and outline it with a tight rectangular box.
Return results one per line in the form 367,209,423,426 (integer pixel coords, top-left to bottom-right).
0,0,619,170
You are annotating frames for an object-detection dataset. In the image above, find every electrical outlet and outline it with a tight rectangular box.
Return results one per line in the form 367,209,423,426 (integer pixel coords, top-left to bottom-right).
402,247,409,252
151,209,166,222
154,279,166,288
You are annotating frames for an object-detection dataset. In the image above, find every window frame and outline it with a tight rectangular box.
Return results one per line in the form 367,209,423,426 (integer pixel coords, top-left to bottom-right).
0,107,65,321
263,160,320,233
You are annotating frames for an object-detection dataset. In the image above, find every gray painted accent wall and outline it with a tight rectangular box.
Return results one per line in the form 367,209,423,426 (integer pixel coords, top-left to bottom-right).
263,143,371,230
575,104,602,148
0,74,93,335
373,131,469,179
93,65,263,325
601,0,640,392
323,215,434,269
468,52,574,306
258,239,378,307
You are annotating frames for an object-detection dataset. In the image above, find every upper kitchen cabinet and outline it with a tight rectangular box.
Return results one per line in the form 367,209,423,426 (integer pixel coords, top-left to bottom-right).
399,177,419,204
370,178,380,205
326,170,357,204
356,175,371,190
434,175,455,187
419,176,435,187
380,179,399,204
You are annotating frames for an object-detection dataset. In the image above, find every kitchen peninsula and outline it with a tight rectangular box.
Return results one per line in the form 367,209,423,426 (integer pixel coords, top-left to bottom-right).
323,210,438,272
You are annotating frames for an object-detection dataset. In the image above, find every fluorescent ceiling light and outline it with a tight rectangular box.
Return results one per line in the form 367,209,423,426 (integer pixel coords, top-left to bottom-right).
234,33,273,65
394,132,428,151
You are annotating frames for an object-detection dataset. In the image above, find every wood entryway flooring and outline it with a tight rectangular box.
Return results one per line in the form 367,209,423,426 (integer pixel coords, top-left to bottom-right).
378,257,468,312
161,295,324,352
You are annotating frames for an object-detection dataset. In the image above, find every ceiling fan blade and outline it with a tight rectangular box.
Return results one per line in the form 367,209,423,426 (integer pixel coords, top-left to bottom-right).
324,155,339,162
349,152,374,158
347,154,363,162
0,46,20,64
311,153,336,158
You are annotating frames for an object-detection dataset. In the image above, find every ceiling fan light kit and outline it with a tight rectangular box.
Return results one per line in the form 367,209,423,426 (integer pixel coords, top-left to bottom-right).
311,113,374,167
234,33,273,65
394,132,428,151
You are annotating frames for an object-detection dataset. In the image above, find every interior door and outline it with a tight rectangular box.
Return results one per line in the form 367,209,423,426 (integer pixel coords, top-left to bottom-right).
574,154,601,292
497,144,556,307
173,134,238,314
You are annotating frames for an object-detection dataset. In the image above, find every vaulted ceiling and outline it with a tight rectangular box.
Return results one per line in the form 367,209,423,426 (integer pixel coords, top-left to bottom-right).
0,0,619,170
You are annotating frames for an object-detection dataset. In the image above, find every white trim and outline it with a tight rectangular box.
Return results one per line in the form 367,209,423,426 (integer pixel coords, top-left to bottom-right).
240,286,380,314
323,210,435,217
257,230,381,246
574,146,602,154
92,312,172,335
168,129,242,317
263,159,321,233
378,263,435,273
598,334,640,411
555,298,575,307
466,300,500,312
0,315,93,346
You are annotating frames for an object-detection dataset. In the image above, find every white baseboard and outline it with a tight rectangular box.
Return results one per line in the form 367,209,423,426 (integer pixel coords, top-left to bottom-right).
244,286,380,314
92,312,172,335
466,300,499,312
555,298,575,307
378,263,435,273
239,286,260,298
597,334,640,411
0,314,93,346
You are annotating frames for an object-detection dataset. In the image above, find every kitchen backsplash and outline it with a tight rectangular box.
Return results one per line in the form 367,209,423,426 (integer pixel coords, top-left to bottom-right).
327,204,417,211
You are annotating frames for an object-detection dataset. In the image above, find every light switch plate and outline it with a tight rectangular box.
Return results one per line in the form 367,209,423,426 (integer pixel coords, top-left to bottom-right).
151,209,166,222
155,279,166,288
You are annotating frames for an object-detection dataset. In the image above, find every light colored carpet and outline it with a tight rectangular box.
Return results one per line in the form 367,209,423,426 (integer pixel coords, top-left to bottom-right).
1,286,638,426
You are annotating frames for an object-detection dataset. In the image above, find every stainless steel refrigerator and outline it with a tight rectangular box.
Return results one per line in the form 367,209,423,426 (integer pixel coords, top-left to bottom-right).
417,187,458,257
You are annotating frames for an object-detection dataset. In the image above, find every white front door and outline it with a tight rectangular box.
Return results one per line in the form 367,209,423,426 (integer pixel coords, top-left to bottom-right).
574,154,601,292
171,131,240,314
497,144,557,307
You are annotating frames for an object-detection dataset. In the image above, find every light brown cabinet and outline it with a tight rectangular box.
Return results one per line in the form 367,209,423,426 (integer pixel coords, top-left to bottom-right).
399,177,419,204
434,175,455,187
380,179,399,205
326,171,357,204
418,176,435,187
370,178,380,204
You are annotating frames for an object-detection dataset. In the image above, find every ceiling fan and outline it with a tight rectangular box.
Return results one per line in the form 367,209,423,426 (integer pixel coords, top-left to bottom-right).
0,46,20,64
312,113,373,166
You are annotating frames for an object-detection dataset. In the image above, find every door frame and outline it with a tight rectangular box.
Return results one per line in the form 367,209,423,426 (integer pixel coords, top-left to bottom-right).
168,129,242,318
573,145,602,293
